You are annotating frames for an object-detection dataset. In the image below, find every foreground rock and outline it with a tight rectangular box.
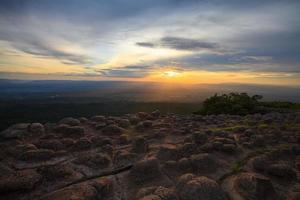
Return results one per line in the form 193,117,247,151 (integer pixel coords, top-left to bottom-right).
177,173,227,200
0,111,299,200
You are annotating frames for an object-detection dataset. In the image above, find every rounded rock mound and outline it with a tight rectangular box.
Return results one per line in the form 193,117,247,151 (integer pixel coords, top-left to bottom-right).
233,172,278,200
177,173,227,200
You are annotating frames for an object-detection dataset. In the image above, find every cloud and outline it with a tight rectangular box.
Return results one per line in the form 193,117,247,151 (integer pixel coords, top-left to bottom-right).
136,36,219,52
160,37,218,51
136,42,155,48
98,65,151,78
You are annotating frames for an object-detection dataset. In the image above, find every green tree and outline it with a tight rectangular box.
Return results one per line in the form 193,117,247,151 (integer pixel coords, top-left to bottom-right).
194,93,263,115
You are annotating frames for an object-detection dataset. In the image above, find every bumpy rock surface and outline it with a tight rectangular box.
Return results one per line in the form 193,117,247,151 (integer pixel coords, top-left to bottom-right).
0,111,299,200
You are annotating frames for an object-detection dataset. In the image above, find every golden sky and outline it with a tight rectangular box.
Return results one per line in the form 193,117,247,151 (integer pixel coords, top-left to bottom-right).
0,0,299,86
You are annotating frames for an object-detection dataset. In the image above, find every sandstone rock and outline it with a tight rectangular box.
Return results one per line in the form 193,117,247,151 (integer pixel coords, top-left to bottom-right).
233,172,278,200
72,138,91,150
192,132,207,144
114,151,137,167
91,115,105,122
135,120,153,131
29,123,45,134
136,187,158,199
129,157,162,184
73,153,111,169
190,153,217,173
200,143,214,153
54,124,85,137
119,134,129,144
129,116,140,125
13,143,38,157
0,123,30,139
267,163,296,180
91,136,112,147
177,174,227,200
251,155,270,171
61,138,75,147
38,164,75,181
59,117,80,126
36,139,64,151
118,119,130,128
95,122,107,129
41,183,97,200
140,195,161,200
102,124,124,135
20,149,55,161
157,146,178,161
132,136,148,153
0,169,42,194
151,110,161,118
222,144,236,153
137,186,177,200
137,112,150,120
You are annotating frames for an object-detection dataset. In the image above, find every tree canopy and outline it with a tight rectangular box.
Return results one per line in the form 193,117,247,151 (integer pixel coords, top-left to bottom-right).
194,93,263,115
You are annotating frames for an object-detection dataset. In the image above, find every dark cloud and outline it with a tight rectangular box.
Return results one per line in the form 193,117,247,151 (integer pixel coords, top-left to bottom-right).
98,65,151,78
136,36,219,51
136,42,155,48
160,37,218,50
19,44,92,66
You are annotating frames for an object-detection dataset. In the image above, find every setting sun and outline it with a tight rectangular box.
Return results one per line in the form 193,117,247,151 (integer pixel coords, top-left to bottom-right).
163,71,180,77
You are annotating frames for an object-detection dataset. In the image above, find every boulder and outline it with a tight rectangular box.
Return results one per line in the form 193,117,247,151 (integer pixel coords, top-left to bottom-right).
29,123,45,134
132,136,148,153
59,117,80,126
72,138,92,150
79,117,88,123
53,178,112,200
91,115,105,122
0,169,42,194
20,149,55,161
267,163,296,180
221,144,236,153
0,123,30,139
177,174,227,200
190,153,217,173
129,157,162,184
157,146,178,161
102,124,124,135
35,139,64,151
114,151,137,167
251,155,270,171
54,125,85,137
118,119,130,128
73,153,111,169
192,132,208,145
38,164,76,181
151,110,161,118
233,172,278,200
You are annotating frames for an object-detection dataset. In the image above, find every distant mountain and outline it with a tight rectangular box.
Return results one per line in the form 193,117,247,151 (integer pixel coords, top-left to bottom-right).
0,79,299,102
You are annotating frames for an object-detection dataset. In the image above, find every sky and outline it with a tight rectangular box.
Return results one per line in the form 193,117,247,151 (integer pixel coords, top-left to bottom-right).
0,0,299,85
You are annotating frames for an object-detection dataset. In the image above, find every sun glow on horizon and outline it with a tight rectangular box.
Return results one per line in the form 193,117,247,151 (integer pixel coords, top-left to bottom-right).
163,70,180,77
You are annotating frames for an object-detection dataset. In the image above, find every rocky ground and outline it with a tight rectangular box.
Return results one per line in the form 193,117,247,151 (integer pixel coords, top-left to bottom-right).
0,110,299,200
